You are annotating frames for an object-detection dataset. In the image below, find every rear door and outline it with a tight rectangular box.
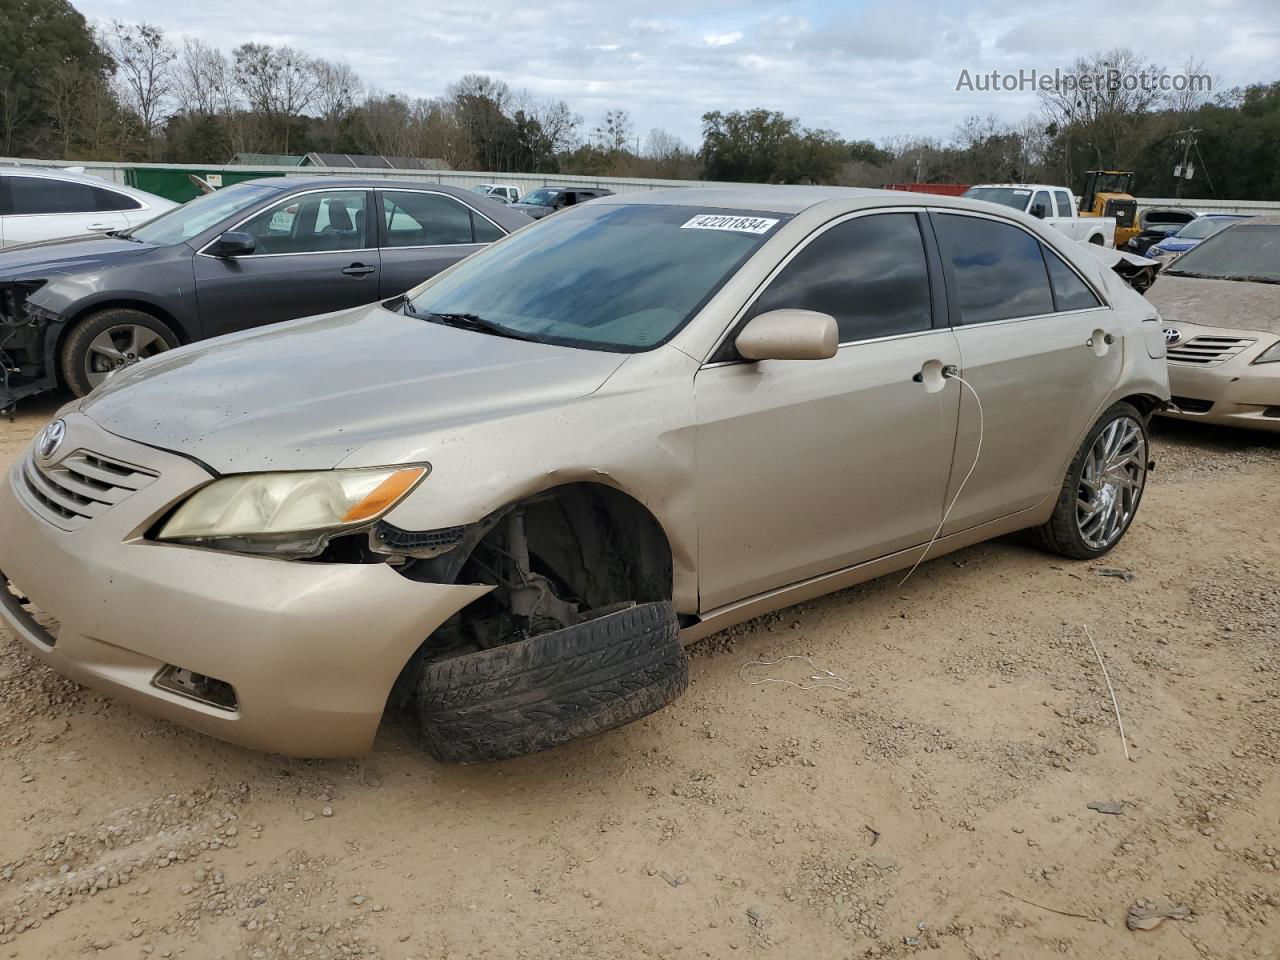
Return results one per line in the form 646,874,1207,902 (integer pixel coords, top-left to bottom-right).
1,175,131,245
376,189,505,298
929,210,1122,533
694,209,962,610
194,187,379,337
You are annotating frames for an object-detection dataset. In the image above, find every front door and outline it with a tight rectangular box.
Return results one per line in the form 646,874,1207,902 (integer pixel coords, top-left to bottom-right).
694,210,962,611
929,211,1124,533
194,188,380,338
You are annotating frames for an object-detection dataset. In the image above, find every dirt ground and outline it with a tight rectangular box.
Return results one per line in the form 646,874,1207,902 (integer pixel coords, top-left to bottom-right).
1,393,1278,960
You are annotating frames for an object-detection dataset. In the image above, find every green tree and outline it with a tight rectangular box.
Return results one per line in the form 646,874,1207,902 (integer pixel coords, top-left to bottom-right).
0,0,116,156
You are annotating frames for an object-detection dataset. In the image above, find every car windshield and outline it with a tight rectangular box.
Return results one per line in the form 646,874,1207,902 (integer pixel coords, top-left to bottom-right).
962,187,1032,211
521,188,561,206
1175,216,1244,240
1166,223,1280,283
404,204,789,352
127,183,279,245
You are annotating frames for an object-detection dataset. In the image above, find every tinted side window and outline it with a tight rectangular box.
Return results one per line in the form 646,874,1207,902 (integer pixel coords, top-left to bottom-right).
9,176,97,214
935,214,1054,324
471,211,504,243
750,213,932,343
1054,191,1074,217
92,187,141,211
1031,191,1052,218
381,192,475,246
1043,246,1102,311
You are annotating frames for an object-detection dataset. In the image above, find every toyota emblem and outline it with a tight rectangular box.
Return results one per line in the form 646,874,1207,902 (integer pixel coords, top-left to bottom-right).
38,419,66,461
1163,327,1182,345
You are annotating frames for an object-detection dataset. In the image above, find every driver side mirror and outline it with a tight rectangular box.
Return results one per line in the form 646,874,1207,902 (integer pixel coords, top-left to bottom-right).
1030,203,1047,219
735,309,838,362
207,231,256,258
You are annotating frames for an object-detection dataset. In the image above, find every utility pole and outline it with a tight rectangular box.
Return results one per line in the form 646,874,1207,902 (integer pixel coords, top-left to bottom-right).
1173,127,1200,199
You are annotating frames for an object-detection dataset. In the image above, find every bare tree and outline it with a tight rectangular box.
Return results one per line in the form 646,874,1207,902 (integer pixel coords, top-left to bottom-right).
593,108,633,153
38,62,91,158
314,60,361,151
104,21,175,148
173,38,228,117
233,43,320,153
1168,56,1213,115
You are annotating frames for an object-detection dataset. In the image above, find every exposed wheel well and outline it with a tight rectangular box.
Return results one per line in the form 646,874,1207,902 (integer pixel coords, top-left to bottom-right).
1089,233,1105,245
505,482,674,608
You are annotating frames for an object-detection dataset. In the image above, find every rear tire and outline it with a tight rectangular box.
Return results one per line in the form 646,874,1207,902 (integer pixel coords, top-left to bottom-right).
61,308,179,397
415,601,687,764
1032,402,1149,560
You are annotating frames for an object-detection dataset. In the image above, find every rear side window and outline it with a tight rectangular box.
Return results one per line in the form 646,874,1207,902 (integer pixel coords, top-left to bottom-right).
381,191,477,246
8,176,96,214
1043,247,1102,311
472,212,505,243
749,212,933,343
91,187,141,211
1054,191,1073,217
935,214,1054,324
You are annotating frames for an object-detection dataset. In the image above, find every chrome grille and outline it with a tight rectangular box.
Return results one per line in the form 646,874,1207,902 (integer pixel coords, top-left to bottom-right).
1167,335,1256,366
20,448,158,531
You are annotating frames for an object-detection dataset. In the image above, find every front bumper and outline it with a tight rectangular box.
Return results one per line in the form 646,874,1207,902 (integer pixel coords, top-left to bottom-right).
1159,323,1280,433
0,412,489,757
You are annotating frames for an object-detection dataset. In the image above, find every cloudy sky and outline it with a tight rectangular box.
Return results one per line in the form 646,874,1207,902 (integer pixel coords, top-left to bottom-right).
75,0,1279,148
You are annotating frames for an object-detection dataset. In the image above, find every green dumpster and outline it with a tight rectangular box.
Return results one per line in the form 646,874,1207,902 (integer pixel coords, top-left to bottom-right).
124,167,290,203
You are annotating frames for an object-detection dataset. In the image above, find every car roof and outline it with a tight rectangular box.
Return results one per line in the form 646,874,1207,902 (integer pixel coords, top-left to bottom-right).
591,185,1024,216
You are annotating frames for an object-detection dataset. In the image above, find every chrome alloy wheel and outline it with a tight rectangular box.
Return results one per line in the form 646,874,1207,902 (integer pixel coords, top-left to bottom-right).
1076,415,1147,550
85,324,170,389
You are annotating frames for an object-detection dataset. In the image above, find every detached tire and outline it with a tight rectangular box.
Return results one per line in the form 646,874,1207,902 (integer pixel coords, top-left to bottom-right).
416,601,687,764
1032,401,1149,560
61,308,179,397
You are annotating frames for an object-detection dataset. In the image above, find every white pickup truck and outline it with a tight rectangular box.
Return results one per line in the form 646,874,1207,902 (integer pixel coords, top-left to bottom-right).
963,184,1114,248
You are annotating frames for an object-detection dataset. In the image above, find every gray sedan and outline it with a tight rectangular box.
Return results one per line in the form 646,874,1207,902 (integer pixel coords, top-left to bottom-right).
0,178,530,405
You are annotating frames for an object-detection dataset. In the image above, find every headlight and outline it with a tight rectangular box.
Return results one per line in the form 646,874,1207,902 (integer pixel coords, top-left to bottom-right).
1254,341,1280,365
158,466,427,543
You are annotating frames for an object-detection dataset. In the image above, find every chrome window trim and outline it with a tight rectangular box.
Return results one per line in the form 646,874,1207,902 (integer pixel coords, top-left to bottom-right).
702,205,937,364
377,187,507,247
195,186,374,260
927,206,1113,317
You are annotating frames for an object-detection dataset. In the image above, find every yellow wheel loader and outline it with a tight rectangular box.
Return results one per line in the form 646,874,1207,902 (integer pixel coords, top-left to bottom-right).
1078,171,1140,248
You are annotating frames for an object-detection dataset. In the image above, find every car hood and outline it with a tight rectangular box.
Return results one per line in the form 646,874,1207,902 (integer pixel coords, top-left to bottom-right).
1145,274,1280,336
0,234,155,279
508,203,552,217
80,304,628,472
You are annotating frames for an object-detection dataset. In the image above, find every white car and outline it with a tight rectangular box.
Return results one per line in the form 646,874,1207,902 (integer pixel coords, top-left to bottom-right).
0,168,177,247
469,183,522,204
964,184,1114,248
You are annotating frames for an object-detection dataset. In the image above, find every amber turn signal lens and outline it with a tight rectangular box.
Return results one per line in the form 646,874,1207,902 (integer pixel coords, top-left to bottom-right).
340,467,426,523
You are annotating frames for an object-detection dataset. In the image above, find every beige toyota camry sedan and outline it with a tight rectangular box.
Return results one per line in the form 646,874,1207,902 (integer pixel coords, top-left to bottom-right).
0,187,1169,763
1144,215,1280,432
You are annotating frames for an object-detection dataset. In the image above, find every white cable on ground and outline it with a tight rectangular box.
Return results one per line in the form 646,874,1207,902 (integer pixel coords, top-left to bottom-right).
899,372,984,586
1083,624,1131,762
738,655,852,691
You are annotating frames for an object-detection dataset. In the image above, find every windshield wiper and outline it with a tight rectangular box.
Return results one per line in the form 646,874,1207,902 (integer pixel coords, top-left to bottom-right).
1166,269,1278,284
406,304,536,342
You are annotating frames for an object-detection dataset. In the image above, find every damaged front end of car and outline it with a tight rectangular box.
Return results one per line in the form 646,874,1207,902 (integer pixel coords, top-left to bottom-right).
0,280,64,419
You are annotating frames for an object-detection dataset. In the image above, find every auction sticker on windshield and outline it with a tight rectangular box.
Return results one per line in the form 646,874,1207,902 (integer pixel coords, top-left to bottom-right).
681,214,780,234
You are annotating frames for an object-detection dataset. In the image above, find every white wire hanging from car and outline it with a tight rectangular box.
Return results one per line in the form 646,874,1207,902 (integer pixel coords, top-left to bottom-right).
899,370,985,586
